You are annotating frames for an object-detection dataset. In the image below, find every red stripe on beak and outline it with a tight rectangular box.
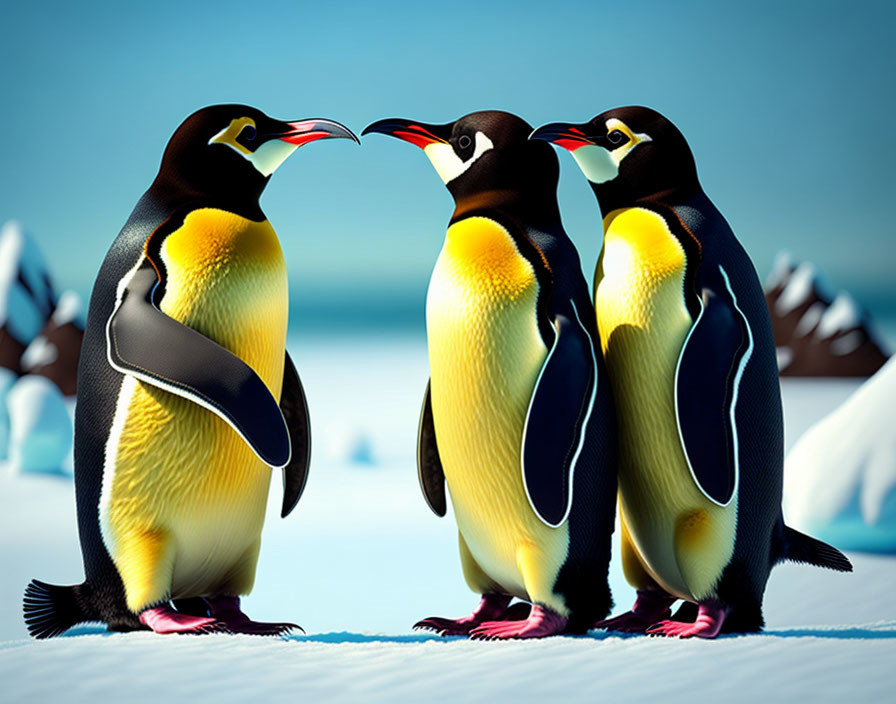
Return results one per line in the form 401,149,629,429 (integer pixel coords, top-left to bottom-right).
279,119,359,147
280,121,332,147
553,137,591,152
389,124,446,149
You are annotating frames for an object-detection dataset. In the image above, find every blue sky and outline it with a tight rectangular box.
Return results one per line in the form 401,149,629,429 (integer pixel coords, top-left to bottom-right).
1,0,894,325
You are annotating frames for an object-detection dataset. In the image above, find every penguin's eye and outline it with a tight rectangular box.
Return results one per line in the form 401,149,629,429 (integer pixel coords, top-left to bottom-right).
607,130,628,146
457,134,472,150
233,123,259,151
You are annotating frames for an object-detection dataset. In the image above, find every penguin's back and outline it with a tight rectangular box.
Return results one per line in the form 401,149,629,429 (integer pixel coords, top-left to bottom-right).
675,195,786,616
74,192,173,588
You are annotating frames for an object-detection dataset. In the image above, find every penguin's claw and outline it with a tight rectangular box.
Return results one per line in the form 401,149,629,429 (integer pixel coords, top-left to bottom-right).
197,621,231,635
203,595,302,637
413,594,519,637
645,604,727,639
217,620,303,637
468,605,567,640
413,617,478,636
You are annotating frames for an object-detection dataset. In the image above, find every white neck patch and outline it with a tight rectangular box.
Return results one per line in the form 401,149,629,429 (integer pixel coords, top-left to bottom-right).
572,145,620,184
423,131,494,184
209,120,299,177
243,139,298,177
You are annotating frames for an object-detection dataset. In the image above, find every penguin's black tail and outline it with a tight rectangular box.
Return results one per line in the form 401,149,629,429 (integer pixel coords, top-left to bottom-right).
783,526,853,572
23,580,97,639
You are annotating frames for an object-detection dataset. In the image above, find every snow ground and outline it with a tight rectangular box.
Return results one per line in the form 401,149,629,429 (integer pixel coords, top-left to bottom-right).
1,333,893,703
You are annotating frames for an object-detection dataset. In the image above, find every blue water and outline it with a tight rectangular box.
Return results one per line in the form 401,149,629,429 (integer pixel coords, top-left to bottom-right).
284,295,896,351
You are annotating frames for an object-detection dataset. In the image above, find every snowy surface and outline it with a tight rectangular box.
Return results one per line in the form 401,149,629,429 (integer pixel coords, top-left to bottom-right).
2,620,894,704
784,357,896,552
0,333,893,703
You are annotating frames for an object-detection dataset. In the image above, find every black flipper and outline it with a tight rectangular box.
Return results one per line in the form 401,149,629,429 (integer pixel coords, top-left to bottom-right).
279,351,311,518
522,300,597,527
417,380,446,517
675,274,749,506
106,259,291,468
784,526,853,572
23,580,95,639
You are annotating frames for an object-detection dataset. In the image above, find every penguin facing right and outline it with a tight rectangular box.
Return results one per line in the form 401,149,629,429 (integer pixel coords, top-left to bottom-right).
24,105,357,637
363,111,617,638
532,107,852,637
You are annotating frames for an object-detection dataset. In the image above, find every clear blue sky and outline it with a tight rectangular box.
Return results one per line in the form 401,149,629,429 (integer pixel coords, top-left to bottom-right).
1,0,894,325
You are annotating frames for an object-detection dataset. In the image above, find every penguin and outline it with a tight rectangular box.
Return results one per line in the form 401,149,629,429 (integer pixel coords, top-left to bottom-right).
531,106,852,637
23,105,358,637
362,111,617,638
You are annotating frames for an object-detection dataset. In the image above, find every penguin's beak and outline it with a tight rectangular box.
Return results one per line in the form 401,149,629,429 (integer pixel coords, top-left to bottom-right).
361,118,452,149
275,119,360,147
530,122,597,152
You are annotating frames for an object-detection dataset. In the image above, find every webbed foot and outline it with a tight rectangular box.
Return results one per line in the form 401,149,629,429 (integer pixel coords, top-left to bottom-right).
469,604,567,640
646,603,727,639
138,605,224,634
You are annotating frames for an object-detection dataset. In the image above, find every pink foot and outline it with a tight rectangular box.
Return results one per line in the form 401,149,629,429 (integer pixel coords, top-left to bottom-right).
206,596,302,636
595,590,676,633
646,603,728,639
470,604,568,640
414,594,514,636
139,605,220,634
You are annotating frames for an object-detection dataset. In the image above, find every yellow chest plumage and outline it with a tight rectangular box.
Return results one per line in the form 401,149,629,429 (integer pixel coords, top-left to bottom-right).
426,216,569,611
595,207,736,601
101,208,288,610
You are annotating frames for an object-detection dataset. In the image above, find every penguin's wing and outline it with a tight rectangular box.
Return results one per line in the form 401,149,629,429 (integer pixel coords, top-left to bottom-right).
106,258,291,469
675,265,752,506
417,380,447,517
522,298,598,527
279,352,311,517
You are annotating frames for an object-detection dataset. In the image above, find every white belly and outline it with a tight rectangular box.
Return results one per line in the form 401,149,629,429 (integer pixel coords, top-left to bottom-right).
426,217,570,605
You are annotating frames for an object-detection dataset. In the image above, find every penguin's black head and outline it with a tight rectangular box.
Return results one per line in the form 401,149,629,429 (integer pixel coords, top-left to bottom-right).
531,106,699,214
155,104,358,207
362,110,560,224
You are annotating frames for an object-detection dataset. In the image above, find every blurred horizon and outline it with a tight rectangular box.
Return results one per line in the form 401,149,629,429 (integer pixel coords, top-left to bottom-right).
1,0,894,331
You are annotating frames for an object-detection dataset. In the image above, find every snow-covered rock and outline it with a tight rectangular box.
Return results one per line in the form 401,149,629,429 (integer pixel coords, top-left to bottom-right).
6,375,73,475
0,221,60,457
0,221,56,374
0,367,15,459
20,290,85,396
784,356,896,552
764,252,889,377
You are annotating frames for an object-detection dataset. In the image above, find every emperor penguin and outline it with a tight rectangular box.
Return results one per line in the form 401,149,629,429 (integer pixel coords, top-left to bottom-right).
363,111,617,638
24,105,358,637
532,107,852,637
